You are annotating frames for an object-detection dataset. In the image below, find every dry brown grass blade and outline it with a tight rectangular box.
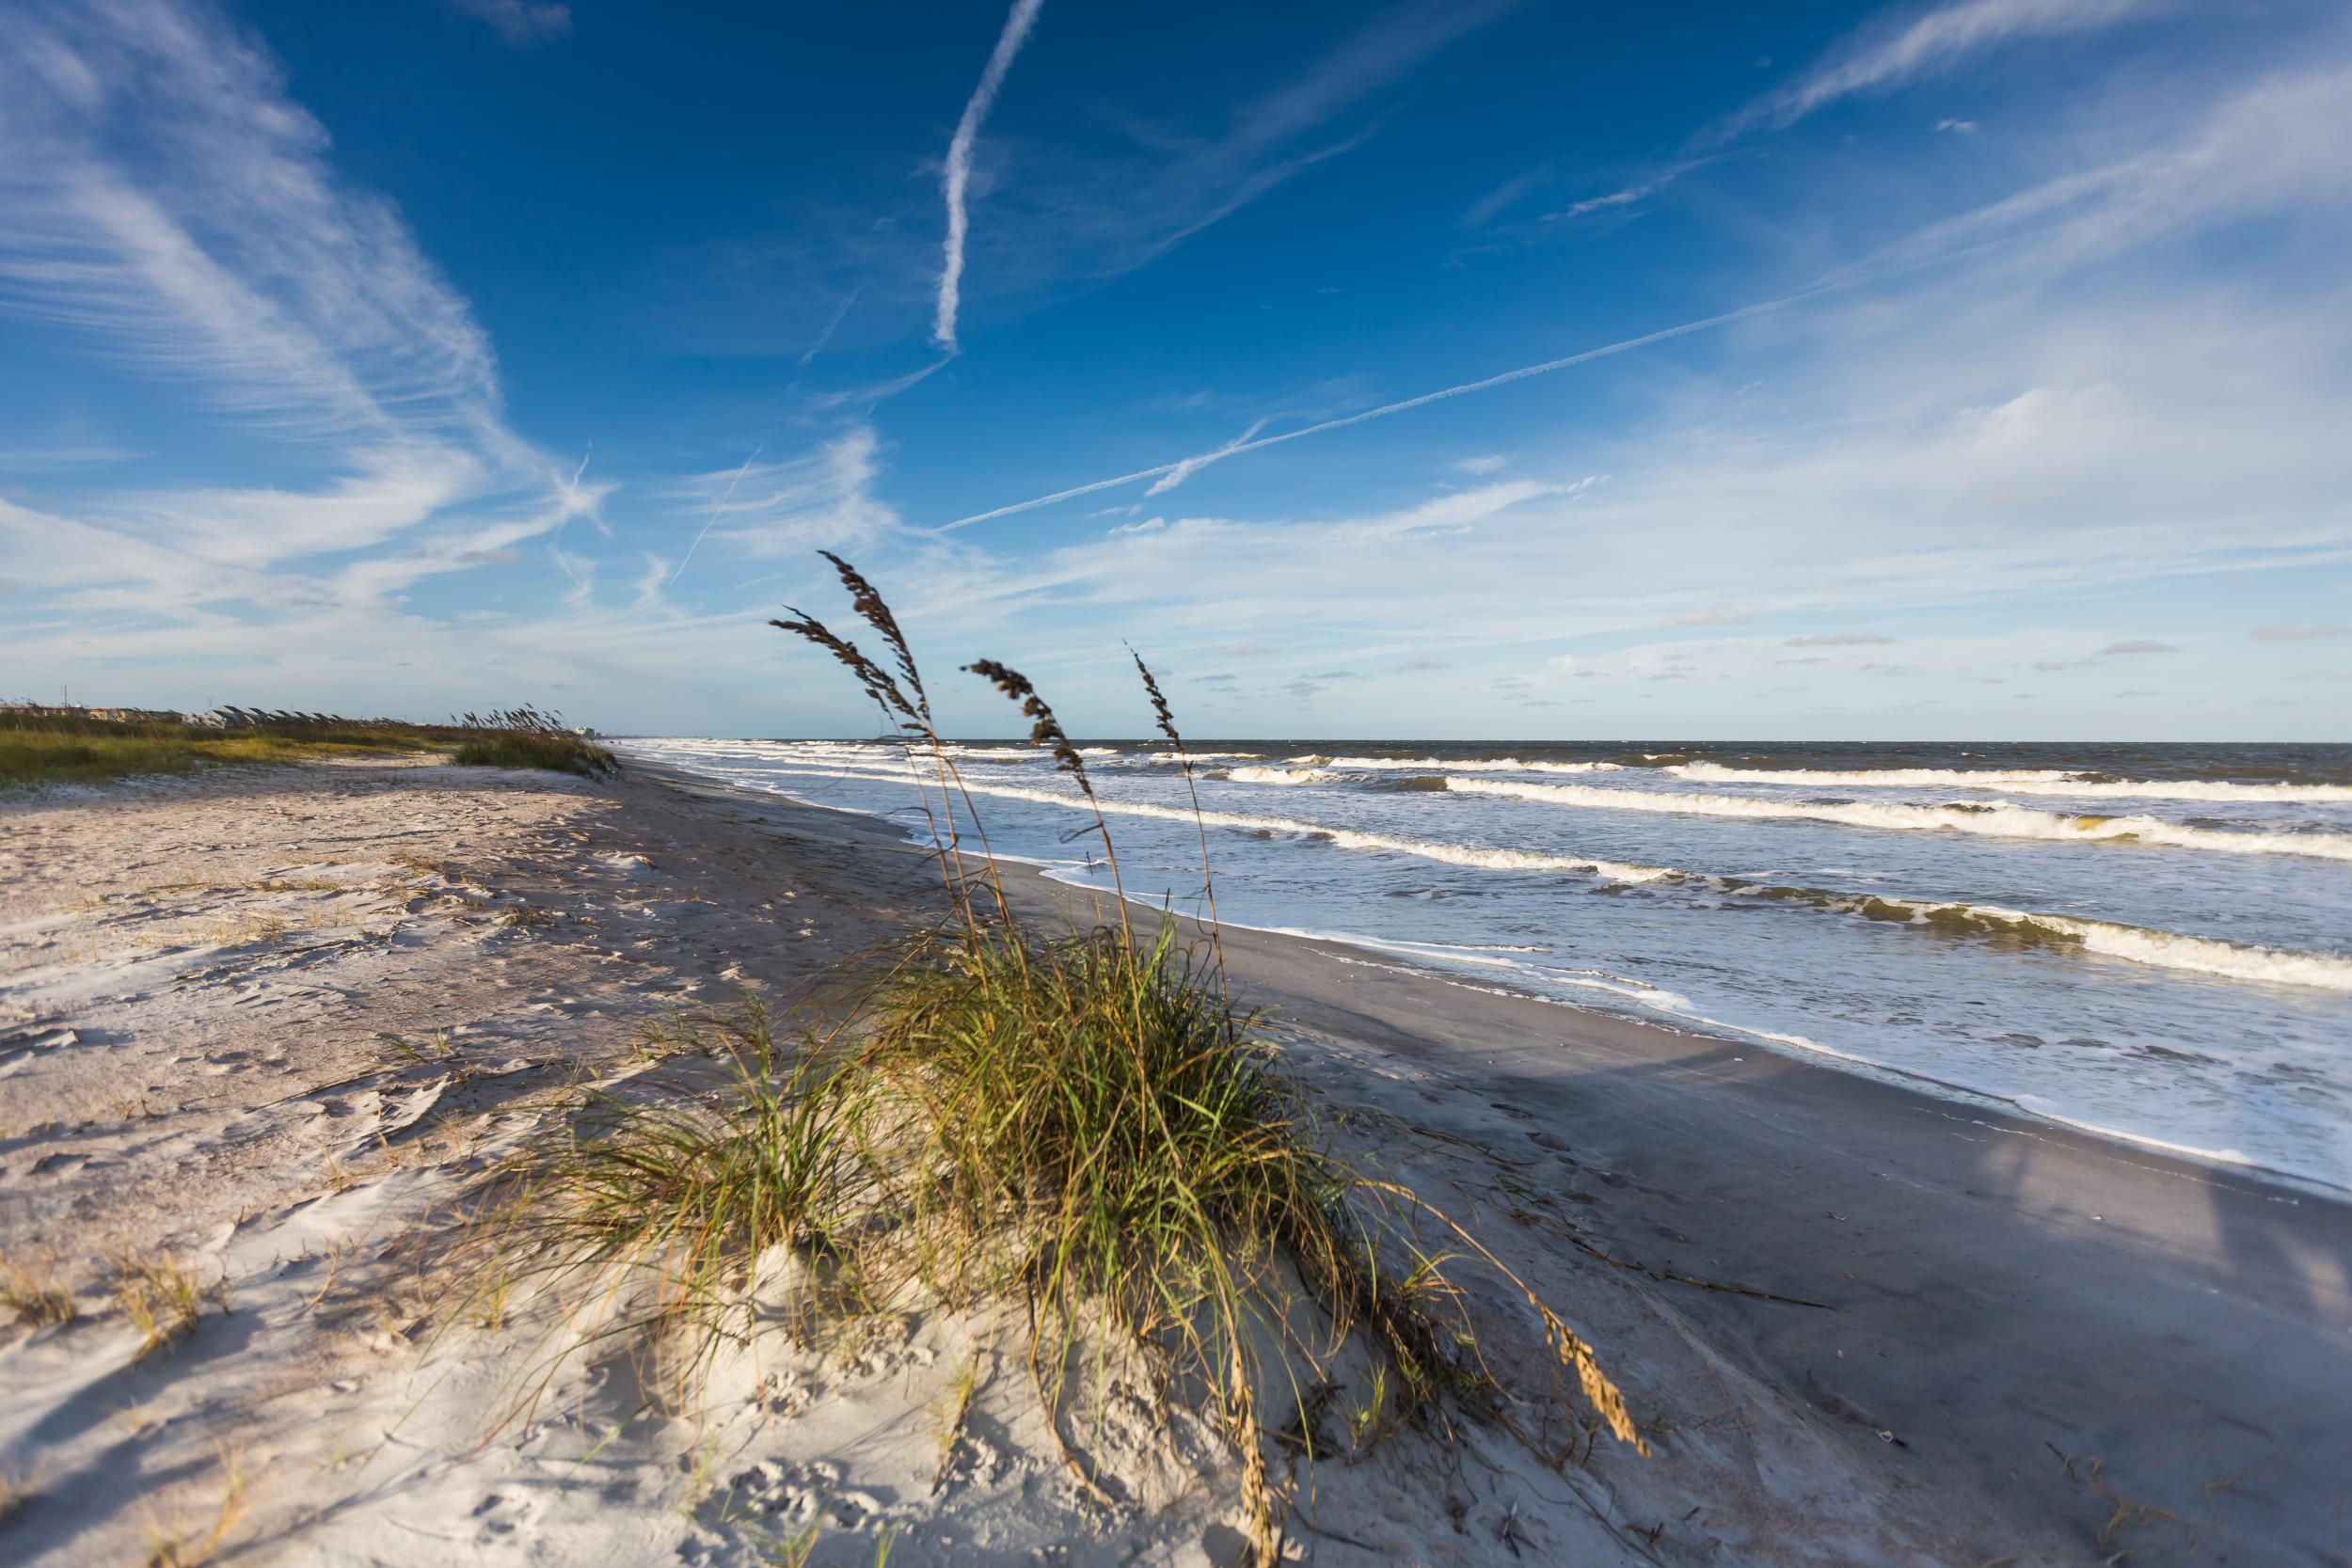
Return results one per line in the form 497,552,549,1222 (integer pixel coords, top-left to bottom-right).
1358,1179,1645,1454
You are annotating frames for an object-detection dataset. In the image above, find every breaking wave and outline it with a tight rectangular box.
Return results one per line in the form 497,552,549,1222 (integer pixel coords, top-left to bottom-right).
1444,777,2352,863
1726,886,2352,991
1230,765,1344,785
1669,761,2352,804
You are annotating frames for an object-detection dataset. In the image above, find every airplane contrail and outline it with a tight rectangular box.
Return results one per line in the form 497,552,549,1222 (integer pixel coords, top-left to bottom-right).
935,0,1046,352
666,443,764,590
937,284,1840,533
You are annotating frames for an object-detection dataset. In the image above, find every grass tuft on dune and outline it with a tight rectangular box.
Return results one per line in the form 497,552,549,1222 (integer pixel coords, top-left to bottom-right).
449,730,616,777
453,556,1638,1565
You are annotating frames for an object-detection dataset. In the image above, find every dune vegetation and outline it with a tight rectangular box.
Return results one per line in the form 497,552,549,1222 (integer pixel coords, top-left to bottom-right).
456,554,1639,1564
0,704,612,788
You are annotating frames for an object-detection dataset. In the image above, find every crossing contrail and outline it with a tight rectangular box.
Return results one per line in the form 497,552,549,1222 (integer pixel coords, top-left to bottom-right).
937,286,1831,532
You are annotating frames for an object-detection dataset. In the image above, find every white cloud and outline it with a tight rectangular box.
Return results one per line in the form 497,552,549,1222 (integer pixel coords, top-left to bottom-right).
1454,453,1510,475
1708,0,2166,143
803,356,952,410
1547,184,1649,221
632,551,672,610
548,543,596,605
1460,168,1551,229
1836,67,2352,290
679,426,903,562
449,0,571,46
0,0,577,628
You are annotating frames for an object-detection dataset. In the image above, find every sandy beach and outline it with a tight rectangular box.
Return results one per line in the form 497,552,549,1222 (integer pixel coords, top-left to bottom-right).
3,756,2346,1566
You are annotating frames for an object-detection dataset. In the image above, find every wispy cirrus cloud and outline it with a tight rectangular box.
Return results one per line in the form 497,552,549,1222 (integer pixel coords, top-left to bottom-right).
1825,66,2352,289
1703,0,2169,145
0,0,583,626
933,0,1046,352
0,0,542,451
0,6,500,439
673,425,904,562
449,0,572,46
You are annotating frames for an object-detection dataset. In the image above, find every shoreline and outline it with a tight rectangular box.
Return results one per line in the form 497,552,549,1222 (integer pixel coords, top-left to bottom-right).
638,752,2352,1207
5,756,2347,1566
651,756,2352,1560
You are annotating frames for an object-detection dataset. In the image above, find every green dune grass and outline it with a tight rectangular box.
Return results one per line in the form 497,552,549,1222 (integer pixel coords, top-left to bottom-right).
1,709,613,788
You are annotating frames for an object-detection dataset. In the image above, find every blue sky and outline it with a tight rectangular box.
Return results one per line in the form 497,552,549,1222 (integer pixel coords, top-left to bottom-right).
2,0,2349,740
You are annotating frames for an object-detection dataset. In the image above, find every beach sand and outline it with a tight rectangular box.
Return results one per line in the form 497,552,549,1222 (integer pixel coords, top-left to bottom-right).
2,757,2344,1565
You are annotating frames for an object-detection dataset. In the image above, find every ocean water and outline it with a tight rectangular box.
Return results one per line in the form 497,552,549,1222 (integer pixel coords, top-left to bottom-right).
619,736,2352,1194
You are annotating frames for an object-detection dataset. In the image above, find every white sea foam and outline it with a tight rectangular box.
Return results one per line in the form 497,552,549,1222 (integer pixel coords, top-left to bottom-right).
1229,765,1343,784
2042,916,2352,990
1286,754,1622,774
1445,776,2352,863
1669,761,2352,803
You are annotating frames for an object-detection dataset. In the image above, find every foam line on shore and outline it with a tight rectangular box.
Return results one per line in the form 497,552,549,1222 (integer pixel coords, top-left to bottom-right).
1318,949,2339,1198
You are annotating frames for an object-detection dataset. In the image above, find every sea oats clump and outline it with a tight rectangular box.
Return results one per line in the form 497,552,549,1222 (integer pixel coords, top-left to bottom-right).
464,556,1641,1568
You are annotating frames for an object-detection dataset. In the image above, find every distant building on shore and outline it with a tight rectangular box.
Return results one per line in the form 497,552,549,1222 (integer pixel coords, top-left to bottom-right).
0,702,182,723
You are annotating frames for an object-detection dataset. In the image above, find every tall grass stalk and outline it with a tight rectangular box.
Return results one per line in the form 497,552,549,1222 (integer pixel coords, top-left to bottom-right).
1129,644,1228,990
